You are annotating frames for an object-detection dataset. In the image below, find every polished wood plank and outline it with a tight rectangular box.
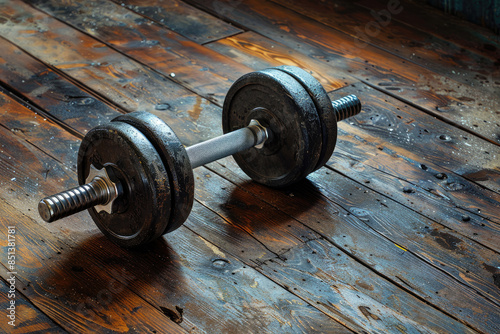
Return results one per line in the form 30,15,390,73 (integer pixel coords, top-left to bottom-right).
28,0,252,105
0,279,66,333
188,0,500,146
2,42,493,334
0,29,486,334
0,132,186,333
274,0,498,89
0,0,498,332
355,0,500,60
204,32,500,230
110,0,242,44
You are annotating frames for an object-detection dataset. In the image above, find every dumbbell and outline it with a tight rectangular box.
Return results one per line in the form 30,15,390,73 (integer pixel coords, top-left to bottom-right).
38,66,361,247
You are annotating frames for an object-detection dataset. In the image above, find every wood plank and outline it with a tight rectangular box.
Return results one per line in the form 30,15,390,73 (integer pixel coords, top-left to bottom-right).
207,154,500,304
0,278,66,333
3,23,499,251
56,213,350,333
187,199,479,334
201,159,499,334
332,151,500,252
0,39,486,334
27,0,253,106
2,71,492,332
0,99,353,334
0,5,498,268
204,33,500,206
110,0,242,44
273,0,499,89
0,31,220,145
331,83,500,194
205,31,355,92
0,198,186,333
188,0,500,145
0,190,185,332
354,0,500,60
191,163,497,333
0,98,95,241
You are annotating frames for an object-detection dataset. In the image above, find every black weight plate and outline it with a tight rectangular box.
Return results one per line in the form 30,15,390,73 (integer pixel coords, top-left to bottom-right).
222,69,322,187
112,111,194,234
274,66,337,171
77,121,171,247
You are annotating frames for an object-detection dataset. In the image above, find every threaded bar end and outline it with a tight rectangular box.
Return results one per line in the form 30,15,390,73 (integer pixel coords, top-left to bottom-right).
38,179,109,223
331,94,362,122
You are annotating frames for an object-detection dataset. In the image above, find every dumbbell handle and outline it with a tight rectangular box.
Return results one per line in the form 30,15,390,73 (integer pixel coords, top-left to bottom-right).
187,94,360,168
187,120,268,169
38,121,269,223
38,94,361,223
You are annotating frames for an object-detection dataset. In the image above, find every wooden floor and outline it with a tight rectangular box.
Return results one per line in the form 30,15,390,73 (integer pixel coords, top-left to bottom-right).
0,0,499,333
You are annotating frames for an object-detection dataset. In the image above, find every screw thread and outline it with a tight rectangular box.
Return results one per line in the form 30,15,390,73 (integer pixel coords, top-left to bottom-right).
38,178,110,222
331,94,362,122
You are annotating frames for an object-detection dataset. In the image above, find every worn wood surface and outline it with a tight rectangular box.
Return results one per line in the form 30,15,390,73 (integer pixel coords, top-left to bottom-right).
1,0,499,333
189,0,500,146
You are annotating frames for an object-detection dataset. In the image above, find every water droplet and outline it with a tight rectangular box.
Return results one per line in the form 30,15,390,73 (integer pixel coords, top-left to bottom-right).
435,173,447,179
403,186,415,193
212,259,229,268
438,134,451,141
155,103,170,111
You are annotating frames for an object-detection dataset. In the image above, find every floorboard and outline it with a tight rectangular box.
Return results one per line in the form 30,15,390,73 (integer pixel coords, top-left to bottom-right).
0,277,66,333
187,0,500,146
110,0,243,44
275,0,497,89
355,0,500,60
0,0,499,332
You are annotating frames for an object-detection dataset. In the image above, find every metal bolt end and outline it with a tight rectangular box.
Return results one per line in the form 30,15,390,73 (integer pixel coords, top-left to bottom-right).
332,94,362,122
248,119,269,149
38,165,119,223
85,165,119,214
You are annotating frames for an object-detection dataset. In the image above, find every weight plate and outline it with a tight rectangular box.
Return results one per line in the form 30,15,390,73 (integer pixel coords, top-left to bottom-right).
222,69,322,187
112,111,194,235
273,66,337,171
78,121,171,247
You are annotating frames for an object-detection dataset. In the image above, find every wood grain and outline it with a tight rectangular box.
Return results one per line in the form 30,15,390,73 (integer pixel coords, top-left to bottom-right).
0,195,186,332
0,278,66,333
0,38,483,334
0,1,499,332
273,0,499,89
28,0,253,105
205,31,354,92
0,2,216,124
0,60,352,334
354,0,500,60
2,26,498,253
203,33,500,223
203,158,498,333
110,0,242,44
190,0,500,145
1,108,475,332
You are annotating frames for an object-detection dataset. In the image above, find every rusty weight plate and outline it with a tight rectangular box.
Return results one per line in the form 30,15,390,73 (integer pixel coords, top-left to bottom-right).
78,121,171,247
112,111,194,235
222,68,322,187
273,66,337,171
